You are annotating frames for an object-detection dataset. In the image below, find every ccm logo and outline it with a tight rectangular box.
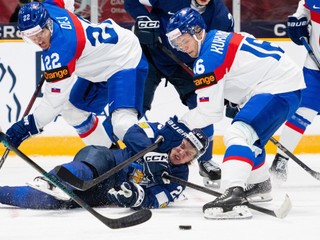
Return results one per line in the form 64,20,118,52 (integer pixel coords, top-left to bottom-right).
145,155,168,161
44,66,71,82
137,16,160,29
138,20,160,28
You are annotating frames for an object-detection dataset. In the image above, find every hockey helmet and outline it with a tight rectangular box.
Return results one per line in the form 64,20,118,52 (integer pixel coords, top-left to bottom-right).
18,2,50,37
166,7,206,50
185,128,209,159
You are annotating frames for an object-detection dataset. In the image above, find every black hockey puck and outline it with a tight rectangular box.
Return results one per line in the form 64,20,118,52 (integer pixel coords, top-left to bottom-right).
179,225,192,230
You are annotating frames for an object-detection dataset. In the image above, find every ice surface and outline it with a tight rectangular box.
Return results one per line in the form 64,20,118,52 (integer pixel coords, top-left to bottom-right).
0,154,319,240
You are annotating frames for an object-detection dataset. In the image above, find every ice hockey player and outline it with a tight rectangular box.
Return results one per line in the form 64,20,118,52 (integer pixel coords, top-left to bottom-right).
270,0,320,181
124,0,234,188
163,8,305,219
0,121,208,209
6,0,148,150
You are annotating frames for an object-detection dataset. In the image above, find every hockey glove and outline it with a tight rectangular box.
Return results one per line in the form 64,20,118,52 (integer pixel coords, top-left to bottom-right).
143,152,171,185
135,15,160,48
107,182,145,208
287,16,309,45
6,114,41,148
157,116,190,153
225,100,240,119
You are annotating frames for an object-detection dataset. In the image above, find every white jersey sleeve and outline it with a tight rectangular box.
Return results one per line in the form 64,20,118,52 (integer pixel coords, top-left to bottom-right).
33,74,77,128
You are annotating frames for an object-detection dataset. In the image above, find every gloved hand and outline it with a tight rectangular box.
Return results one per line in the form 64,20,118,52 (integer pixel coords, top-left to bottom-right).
107,182,145,208
6,114,41,148
225,100,240,119
287,16,309,45
157,116,190,153
135,15,160,48
143,152,171,185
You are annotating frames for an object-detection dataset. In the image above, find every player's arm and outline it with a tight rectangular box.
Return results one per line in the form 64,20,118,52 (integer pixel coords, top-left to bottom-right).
211,0,234,32
286,0,310,45
107,163,189,209
124,0,152,19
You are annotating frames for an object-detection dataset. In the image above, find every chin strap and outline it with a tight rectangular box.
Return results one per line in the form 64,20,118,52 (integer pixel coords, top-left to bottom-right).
193,30,205,57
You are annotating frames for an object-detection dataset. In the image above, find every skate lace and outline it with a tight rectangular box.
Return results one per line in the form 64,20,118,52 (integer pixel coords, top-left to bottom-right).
244,183,254,192
219,188,231,199
276,158,287,171
202,161,219,171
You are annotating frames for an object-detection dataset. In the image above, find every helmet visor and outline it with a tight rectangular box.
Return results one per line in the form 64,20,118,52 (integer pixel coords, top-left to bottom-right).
20,25,43,38
166,28,183,51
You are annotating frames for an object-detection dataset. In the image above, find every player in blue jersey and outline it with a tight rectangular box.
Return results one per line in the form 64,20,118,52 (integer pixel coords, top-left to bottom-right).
124,0,234,187
163,8,305,219
0,121,208,209
5,0,148,150
270,0,320,181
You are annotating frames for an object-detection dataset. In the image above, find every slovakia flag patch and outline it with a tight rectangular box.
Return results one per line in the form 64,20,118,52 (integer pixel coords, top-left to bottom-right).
51,88,61,93
199,96,209,102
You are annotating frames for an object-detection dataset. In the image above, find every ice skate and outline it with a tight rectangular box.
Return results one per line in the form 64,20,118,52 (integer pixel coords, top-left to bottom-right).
27,176,71,201
245,178,272,203
199,160,221,188
203,186,252,219
269,153,289,181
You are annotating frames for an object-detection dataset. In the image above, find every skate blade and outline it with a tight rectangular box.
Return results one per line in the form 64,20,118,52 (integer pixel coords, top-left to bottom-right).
247,193,273,203
26,181,71,201
204,205,252,220
203,178,220,188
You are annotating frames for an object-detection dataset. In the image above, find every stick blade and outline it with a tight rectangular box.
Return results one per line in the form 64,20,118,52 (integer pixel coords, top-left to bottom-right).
104,209,152,229
274,194,292,219
54,166,85,190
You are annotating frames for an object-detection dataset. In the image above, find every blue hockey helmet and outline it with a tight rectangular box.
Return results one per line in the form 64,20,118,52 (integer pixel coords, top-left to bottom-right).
18,2,50,37
185,128,209,159
166,7,206,50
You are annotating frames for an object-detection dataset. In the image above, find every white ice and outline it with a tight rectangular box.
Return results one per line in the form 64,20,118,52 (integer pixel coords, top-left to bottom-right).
0,154,319,240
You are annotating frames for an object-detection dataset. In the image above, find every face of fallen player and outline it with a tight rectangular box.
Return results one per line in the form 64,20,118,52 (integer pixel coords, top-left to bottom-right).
169,139,198,165
195,0,211,6
27,27,51,50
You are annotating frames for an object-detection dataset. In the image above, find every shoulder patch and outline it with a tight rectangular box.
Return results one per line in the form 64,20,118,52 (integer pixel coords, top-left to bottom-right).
44,66,71,82
193,72,217,89
138,122,150,129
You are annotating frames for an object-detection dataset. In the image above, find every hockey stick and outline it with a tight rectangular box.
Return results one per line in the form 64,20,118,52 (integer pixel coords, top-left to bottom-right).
0,132,152,229
0,76,46,170
163,173,292,219
54,136,164,191
300,36,320,70
269,137,320,181
157,43,194,76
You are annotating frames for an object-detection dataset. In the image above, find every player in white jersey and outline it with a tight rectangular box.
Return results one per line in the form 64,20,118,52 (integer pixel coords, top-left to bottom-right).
270,0,320,181
163,8,305,219
5,0,148,149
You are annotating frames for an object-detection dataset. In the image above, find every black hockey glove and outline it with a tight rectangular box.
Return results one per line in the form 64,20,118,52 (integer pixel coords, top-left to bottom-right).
287,16,309,45
143,152,171,185
6,114,41,148
157,116,190,153
107,182,145,208
135,15,160,48
225,100,240,119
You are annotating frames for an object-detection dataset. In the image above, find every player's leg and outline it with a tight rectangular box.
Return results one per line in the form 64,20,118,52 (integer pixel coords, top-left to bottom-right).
27,146,118,205
270,67,320,181
106,52,148,140
203,91,301,219
67,77,114,147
